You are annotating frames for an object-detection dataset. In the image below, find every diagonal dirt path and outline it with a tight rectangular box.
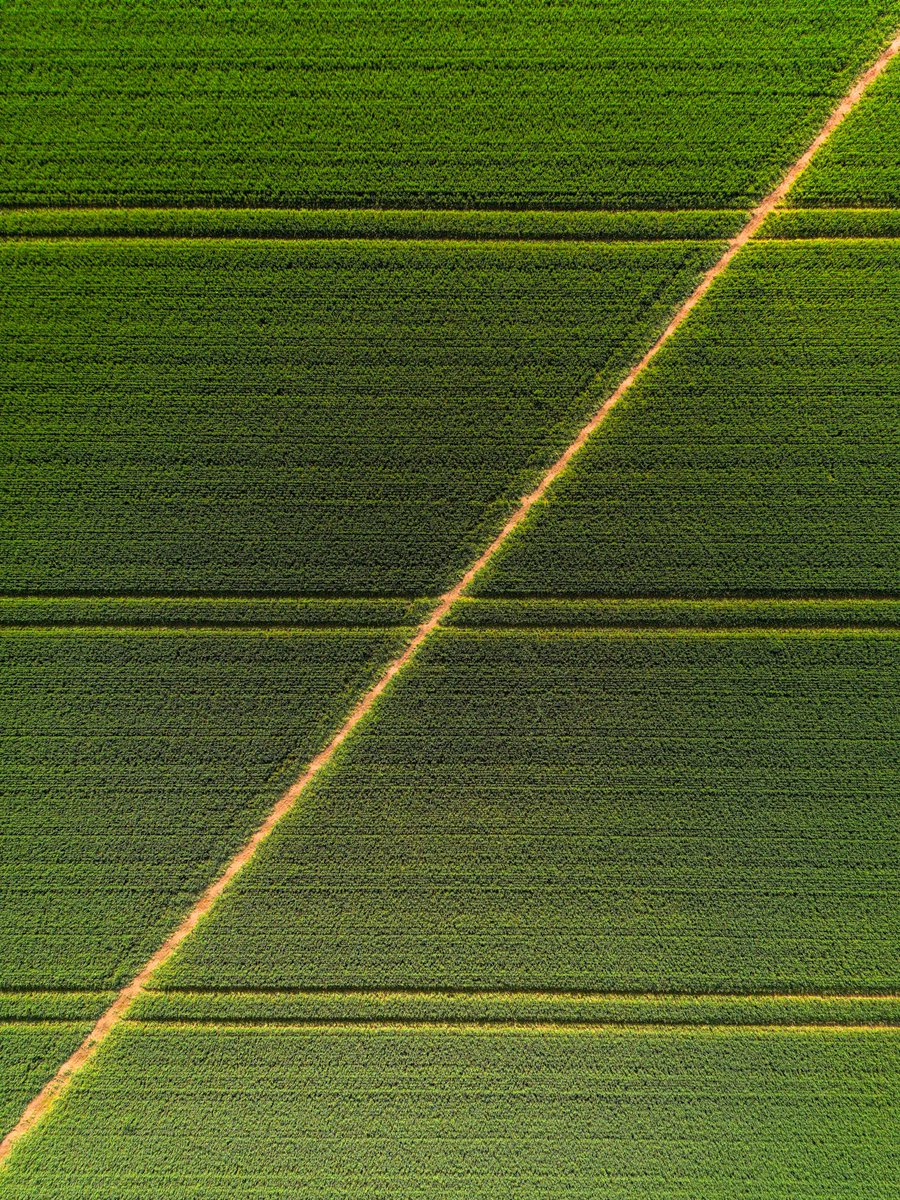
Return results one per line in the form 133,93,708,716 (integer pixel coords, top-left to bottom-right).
3,26,900,1170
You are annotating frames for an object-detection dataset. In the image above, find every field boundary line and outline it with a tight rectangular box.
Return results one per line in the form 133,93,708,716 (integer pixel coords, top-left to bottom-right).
124,1019,900,1035
0,624,413,635
136,988,900,1001
3,25,900,1169
434,625,900,636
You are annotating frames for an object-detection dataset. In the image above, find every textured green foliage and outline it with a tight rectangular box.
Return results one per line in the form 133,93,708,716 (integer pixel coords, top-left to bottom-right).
790,63,900,207
0,597,428,630
0,238,715,595
0,208,746,242
448,597,900,628
0,1025,92,1142
2,1025,898,1199
758,208,900,238
159,630,899,994
476,241,900,597
0,628,404,989
1,0,898,209
0,994,114,1022
132,989,900,1027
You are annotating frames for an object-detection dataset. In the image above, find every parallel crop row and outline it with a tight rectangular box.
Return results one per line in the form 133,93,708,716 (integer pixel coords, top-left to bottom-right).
477,241,900,597
2,1025,897,1198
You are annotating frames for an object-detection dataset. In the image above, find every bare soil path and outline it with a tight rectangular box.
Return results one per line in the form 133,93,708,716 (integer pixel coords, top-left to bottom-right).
2,25,900,1169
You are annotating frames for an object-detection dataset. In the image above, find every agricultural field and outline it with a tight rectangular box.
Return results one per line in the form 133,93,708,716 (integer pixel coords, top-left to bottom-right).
1,0,899,1193
0,1026,94,1143
157,629,899,996
790,52,900,208
0,238,717,595
475,240,900,597
0,623,407,990
0,1025,897,1199
2,0,899,209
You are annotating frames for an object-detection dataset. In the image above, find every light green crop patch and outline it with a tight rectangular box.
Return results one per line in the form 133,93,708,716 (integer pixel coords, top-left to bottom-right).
1,1024,897,1197
132,988,900,1027
757,208,900,239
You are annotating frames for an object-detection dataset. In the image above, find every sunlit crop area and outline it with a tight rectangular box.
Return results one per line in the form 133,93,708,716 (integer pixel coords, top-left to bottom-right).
1,0,898,1194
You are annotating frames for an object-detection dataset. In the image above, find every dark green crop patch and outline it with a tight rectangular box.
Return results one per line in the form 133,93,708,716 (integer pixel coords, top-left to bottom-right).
475,240,900,598
0,238,716,596
1,0,898,209
0,628,405,990
158,629,900,996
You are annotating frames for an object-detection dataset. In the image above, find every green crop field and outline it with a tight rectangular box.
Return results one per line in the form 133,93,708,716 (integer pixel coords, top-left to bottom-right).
156,630,899,996
790,56,900,208
0,625,406,990
1,0,899,1192
0,238,716,595
0,1025,897,1199
2,0,899,209
475,240,900,597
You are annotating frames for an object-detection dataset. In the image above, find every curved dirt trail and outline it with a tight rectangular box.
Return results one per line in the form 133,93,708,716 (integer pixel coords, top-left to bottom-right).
3,25,900,1169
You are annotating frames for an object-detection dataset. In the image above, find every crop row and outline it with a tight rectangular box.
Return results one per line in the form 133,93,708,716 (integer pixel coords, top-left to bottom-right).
0,208,746,243
131,989,900,1028
157,629,900,996
759,207,900,239
0,238,716,596
446,596,900,629
2,0,897,210
0,597,429,630
2,1024,897,1197
0,629,404,990
476,240,900,597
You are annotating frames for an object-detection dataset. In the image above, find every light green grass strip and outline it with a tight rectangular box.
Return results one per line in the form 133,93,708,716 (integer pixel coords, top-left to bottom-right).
132,990,900,1028
0,208,747,242
446,597,900,629
757,207,900,238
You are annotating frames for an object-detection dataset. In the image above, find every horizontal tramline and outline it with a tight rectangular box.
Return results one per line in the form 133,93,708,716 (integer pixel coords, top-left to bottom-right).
136,988,900,1001
123,1019,900,1035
